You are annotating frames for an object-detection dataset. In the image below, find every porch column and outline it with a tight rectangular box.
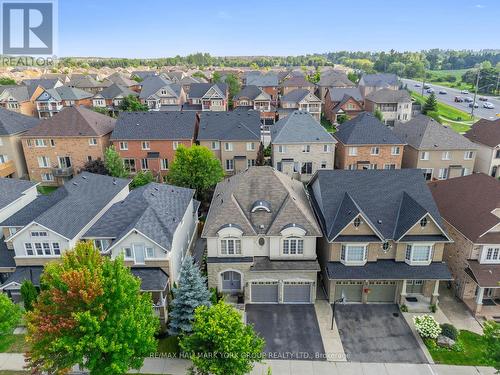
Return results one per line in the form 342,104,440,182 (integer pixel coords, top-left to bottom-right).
475,286,484,314
431,280,440,305
399,280,407,305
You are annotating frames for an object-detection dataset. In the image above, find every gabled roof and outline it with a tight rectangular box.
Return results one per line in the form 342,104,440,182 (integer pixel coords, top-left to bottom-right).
281,76,314,88
334,112,404,145
23,106,116,137
327,87,363,102
0,173,130,239
97,83,138,100
107,72,137,87
37,86,93,101
111,111,196,141
0,86,30,102
317,71,355,88
138,76,175,99
281,88,320,103
22,78,61,89
246,73,279,87
234,85,270,101
67,75,110,89
202,166,321,238
365,88,411,103
429,173,500,243
131,70,158,80
271,110,335,144
83,183,195,251
0,178,37,211
189,83,227,99
0,107,40,135
360,73,399,87
198,111,261,141
464,118,500,148
308,169,447,242
393,114,477,150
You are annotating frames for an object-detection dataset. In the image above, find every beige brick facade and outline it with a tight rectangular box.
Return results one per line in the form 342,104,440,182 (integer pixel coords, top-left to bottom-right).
199,140,260,175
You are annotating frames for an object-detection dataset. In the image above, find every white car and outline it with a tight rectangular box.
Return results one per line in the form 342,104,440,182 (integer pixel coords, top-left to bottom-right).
483,102,495,109
427,88,434,94
461,90,469,94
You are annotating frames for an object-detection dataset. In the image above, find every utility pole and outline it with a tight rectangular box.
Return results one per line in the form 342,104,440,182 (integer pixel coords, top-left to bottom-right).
496,72,499,96
471,68,480,119
421,71,425,97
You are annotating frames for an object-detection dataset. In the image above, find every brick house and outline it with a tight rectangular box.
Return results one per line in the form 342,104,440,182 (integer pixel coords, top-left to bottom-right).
324,87,364,124
464,118,500,178
364,89,412,126
429,174,500,318
0,85,44,117
358,73,399,98
280,76,316,96
110,111,198,181
106,72,141,92
334,112,405,170
233,85,276,125
92,83,139,114
139,76,186,111
316,71,355,104
34,86,94,119
279,89,322,121
21,106,116,185
245,73,279,105
66,75,111,94
198,111,262,175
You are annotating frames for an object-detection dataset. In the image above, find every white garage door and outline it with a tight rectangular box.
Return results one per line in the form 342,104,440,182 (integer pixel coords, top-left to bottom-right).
283,282,312,303
251,282,279,303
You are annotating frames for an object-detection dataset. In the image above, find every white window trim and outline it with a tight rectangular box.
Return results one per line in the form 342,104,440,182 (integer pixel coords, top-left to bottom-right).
442,151,451,161
405,243,433,265
141,141,150,150
119,141,128,151
370,147,380,156
282,236,304,256
340,243,368,265
420,151,429,161
464,151,474,160
348,147,358,156
89,138,98,146
480,245,500,264
391,146,401,155
219,237,242,256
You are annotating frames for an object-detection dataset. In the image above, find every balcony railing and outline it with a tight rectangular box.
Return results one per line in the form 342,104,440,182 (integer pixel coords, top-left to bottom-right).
52,166,74,177
0,160,16,177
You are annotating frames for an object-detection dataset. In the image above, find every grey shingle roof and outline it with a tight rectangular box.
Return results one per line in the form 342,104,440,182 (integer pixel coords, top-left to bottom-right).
326,260,452,280
130,268,169,291
334,112,404,145
317,71,355,87
251,256,320,271
327,87,362,102
131,71,158,80
189,83,227,99
234,85,269,101
246,73,279,87
39,86,93,101
198,111,261,141
97,83,138,100
365,89,411,103
393,115,477,150
281,88,313,103
360,73,399,87
308,169,447,241
271,110,335,144
0,173,130,239
202,166,321,238
111,111,196,140
0,178,37,211
0,86,30,102
138,76,175,99
0,107,40,135
22,78,61,89
0,266,43,287
83,182,195,251
0,240,15,268
107,72,137,87
281,76,314,88
23,106,116,137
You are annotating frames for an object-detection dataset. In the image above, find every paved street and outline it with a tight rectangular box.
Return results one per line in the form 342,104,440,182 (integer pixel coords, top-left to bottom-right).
401,78,500,120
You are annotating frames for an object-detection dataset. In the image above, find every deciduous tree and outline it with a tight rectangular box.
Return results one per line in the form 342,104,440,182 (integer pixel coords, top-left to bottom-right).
130,170,154,189
81,158,109,175
104,145,128,178
374,109,384,121
119,95,148,111
0,294,21,336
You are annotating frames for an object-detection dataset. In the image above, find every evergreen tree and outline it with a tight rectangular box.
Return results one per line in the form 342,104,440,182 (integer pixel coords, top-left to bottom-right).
20,280,38,311
168,255,211,335
256,143,265,166
423,92,438,114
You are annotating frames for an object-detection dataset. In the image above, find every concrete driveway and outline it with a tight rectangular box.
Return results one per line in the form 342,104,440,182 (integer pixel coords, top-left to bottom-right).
246,304,325,361
335,304,427,363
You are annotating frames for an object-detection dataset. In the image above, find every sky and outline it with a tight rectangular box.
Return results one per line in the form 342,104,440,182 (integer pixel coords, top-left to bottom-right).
57,0,500,58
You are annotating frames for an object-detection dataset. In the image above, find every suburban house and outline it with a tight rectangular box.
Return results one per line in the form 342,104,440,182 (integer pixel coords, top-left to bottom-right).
280,76,316,96
81,182,199,322
393,115,477,181
111,111,198,180
198,111,261,175
308,169,452,309
323,87,364,124
271,111,336,182
106,72,141,91
40,73,70,83
185,83,228,111
245,73,279,104
34,86,94,118
0,178,38,227
0,108,40,178
429,174,500,318
66,75,111,94
22,106,116,186
178,76,206,95
139,76,186,111
364,89,412,126
0,173,130,301
0,85,42,117
131,71,158,81
279,89,322,121
233,85,276,125
203,166,322,304
316,71,355,103
358,73,399,98
464,118,500,178
92,83,139,114
334,112,405,170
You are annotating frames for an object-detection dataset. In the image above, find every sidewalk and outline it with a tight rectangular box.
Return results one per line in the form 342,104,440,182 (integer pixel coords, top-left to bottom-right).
0,354,497,375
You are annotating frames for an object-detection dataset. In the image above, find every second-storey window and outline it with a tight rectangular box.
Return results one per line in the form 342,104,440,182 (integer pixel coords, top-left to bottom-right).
211,141,220,150
483,247,500,262
391,146,400,155
341,244,367,264
141,141,150,150
278,145,286,153
35,139,47,147
123,158,136,172
371,146,380,155
89,138,97,146
302,144,311,153
323,144,331,153
220,237,241,255
348,147,358,156
283,237,304,255
119,141,128,150
420,151,429,160
405,244,433,263
173,141,179,150
37,156,50,168
442,151,451,160
464,151,474,160
246,142,256,151
224,142,233,151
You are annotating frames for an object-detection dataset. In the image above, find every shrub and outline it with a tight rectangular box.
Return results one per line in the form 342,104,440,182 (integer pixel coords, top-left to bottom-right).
20,280,38,311
429,304,437,313
400,304,408,312
413,314,441,339
440,323,458,341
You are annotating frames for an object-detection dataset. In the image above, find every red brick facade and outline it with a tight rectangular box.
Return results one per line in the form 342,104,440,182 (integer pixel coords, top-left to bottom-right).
335,142,404,170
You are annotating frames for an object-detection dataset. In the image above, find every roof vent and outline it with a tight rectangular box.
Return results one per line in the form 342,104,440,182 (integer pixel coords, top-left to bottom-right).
154,187,159,191
72,182,78,186
81,175,87,180
377,219,382,224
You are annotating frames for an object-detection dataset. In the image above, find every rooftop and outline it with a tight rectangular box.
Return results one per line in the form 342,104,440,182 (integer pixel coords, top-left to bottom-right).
198,111,261,141
271,110,335,144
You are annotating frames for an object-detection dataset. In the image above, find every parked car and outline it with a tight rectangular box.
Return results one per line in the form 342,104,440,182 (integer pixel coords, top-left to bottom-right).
483,102,495,109
461,90,469,94
464,97,474,103
479,96,488,101
469,102,479,108
414,83,421,87
423,84,430,89
454,96,464,102
439,90,447,94
427,88,434,93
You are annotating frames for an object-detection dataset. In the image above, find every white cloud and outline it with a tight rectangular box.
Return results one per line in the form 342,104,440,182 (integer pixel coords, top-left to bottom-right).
475,4,485,8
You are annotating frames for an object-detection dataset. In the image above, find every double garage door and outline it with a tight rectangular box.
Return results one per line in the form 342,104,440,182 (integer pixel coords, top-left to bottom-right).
250,281,312,303
334,281,397,303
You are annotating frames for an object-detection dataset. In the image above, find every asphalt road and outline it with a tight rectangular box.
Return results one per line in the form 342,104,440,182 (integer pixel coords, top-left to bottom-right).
401,78,500,120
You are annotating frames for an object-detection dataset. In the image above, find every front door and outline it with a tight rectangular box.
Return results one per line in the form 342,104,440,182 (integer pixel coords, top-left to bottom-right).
133,244,145,264
222,271,241,292
407,280,424,294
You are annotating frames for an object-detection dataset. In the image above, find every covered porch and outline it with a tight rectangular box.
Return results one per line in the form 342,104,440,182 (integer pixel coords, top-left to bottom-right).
131,267,169,324
464,261,500,319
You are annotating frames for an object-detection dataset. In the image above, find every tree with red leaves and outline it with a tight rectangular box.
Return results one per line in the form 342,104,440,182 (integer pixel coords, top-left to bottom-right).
25,242,159,375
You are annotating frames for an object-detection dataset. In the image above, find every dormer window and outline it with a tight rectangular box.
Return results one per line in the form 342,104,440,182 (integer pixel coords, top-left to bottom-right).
251,200,271,213
353,217,362,227
420,217,428,227
220,237,241,255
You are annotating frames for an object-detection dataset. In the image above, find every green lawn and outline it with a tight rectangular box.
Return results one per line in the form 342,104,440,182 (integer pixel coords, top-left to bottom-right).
36,185,57,195
320,116,335,133
0,372,30,375
157,335,180,354
0,334,28,353
425,330,496,367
